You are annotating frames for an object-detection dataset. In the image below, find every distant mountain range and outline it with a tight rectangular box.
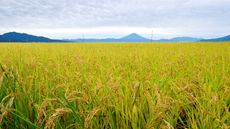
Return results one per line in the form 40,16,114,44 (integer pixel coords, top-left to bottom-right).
201,35,230,42
66,33,151,42
0,32,230,42
0,32,63,42
66,33,202,42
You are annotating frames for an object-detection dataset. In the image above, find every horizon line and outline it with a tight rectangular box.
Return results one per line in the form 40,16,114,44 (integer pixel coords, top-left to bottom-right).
1,31,229,40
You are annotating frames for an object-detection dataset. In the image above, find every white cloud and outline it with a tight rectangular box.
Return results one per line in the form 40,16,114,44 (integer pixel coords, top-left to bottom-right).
0,0,230,38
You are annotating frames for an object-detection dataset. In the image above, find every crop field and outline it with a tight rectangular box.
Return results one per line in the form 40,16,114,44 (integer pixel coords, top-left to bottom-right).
0,43,229,129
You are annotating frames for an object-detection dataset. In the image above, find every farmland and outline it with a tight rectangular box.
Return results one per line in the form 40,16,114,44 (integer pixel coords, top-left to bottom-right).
0,43,229,129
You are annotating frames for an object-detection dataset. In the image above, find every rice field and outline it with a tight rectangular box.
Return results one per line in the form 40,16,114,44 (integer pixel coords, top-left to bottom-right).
0,43,229,129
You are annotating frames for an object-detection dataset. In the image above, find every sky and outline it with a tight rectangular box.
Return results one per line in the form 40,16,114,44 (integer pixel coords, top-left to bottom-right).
0,0,230,39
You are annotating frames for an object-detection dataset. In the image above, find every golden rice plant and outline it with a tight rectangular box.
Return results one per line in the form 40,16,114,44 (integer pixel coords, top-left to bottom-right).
0,42,229,129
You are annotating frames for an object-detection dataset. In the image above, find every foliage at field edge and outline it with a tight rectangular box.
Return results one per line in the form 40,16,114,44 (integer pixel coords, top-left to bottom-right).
0,43,229,129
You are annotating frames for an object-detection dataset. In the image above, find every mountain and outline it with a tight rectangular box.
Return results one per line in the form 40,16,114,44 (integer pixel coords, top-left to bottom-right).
68,33,150,42
68,33,201,42
201,35,230,42
170,37,202,42
154,37,202,42
0,32,64,42
119,33,150,42
0,32,205,42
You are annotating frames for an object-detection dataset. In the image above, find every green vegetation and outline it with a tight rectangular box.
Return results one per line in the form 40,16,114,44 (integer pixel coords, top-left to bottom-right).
0,43,229,129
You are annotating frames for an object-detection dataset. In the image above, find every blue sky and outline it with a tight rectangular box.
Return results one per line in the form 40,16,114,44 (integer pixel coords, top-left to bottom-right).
0,0,230,39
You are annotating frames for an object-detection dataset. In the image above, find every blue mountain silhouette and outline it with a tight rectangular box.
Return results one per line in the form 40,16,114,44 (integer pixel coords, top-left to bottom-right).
0,32,63,42
67,33,150,42
2,31,229,42
201,35,230,42
119,33,150,42
69,33,202,42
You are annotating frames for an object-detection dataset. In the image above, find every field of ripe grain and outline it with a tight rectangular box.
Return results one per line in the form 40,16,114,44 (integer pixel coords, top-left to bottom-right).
0,43,229,129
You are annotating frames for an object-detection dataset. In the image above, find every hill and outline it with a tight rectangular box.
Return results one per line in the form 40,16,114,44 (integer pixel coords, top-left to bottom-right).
0,32,210,42
0,32,63,42
68,33,201,42
201,35,230,42
118,33,150,42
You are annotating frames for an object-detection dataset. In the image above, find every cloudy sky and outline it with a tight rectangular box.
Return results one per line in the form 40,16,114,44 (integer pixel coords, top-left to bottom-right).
0,0,230,39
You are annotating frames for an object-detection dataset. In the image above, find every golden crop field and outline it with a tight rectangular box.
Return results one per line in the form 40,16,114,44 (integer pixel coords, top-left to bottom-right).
0,43,229,129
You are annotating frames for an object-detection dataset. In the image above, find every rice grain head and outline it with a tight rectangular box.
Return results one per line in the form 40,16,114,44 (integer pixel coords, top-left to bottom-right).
44,108,72,129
